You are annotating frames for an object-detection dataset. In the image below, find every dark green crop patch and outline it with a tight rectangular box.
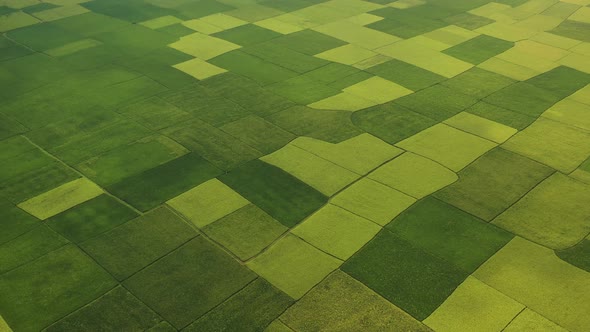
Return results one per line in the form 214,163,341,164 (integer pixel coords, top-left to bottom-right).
219,159,328,227
124,237,256,329
45,286,162,331
107,153,223,211
184,278,293,331
352,102,436,144
0,245,116,332
386,197,514,272
443,35,514,65
47,194,139,243
81,207,197,280
342,230,469,320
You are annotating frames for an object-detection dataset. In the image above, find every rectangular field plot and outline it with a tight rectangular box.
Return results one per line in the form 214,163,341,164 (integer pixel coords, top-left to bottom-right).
3,1,590,331
219,159,327,227
76,135,189,186
18,178,103,220
107,153,222,212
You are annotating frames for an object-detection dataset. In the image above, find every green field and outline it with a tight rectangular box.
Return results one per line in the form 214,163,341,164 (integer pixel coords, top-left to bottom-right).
1,0,590,331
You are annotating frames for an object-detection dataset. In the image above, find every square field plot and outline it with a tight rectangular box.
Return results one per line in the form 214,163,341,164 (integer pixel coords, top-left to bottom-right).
162,118,263,171
209,51,298,85
343,76,413,104
502,118,590,173
76,135,188,186
394,84,478,121
0,198,39,245
280,270,432,332
107,153,223,212
44,286,161,331
331,178,416,226
267,105,363,144
0,245,116,332
247,234,342,299
352,103,437,144
366,58,445,91
0,136,79,204
492,173,590,249
167,178,249,228
473,237,590,332
173,58,227,80
443,35,514,65
342,230,469,320
220,115,295,154
440,67,515,99
18,178,103,220
435,148,553,221
0,225,68,274
203,204,287,260
81,207,198,281
261,144,360,196
315,44,377,65
543,99,590,131
290,134,403,175
219,160,327,228
124,237,256,329
46,194,139,244
368,152,458,199
443,112,517,143
291,204,381,260
483,82,562,118
387,197,513,272
424,276,524,332
396,124,497,172
184,278,293,332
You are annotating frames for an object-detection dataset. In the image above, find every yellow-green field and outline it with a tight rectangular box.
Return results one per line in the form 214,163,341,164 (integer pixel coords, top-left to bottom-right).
1,0,590,331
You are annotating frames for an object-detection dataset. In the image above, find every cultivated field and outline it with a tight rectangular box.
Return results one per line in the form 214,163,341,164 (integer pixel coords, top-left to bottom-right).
1,0,590,331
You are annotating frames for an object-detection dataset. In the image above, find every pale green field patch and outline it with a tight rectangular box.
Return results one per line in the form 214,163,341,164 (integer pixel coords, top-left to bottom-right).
502,117,590,173
473,237,590,331
331,178,416,226
0,12,39,32
32,5,88,22
254,17,303,34
542,98,590,131
492,173,590,249
291,133,403,175
444,112,517,143
368,152,458,198
308,92,377,111
280,270,432,331
478,57,541,81
397,123,497,172
291,204,381,260
261,144,360,196
173,58,227,79
424,276,524,332
315,44,377,65
140,15,182,29
312,20,400,50
167,178,249,228
169,32,240,59
18,177,102,220
504,309,568,332
247,234,342,299
377,40,473,78
203,204,287,261
343,76,413,104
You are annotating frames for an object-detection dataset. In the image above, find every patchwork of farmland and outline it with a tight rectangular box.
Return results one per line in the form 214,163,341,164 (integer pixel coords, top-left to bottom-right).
1,0,590,331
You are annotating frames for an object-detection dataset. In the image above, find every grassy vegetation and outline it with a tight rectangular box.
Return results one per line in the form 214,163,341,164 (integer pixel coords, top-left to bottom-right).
1,0,589,330
124,237,256,329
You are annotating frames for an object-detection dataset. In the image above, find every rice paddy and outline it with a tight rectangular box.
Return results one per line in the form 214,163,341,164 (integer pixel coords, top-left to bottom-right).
1,0,590,331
